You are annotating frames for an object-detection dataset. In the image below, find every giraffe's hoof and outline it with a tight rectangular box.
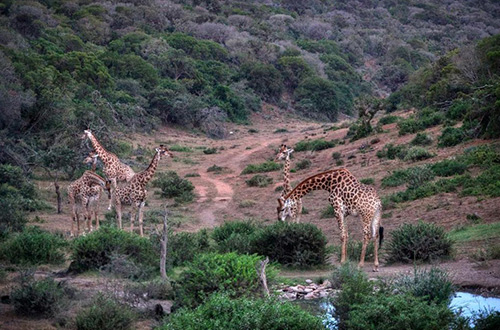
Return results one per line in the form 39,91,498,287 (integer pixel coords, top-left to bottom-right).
372,267,379,272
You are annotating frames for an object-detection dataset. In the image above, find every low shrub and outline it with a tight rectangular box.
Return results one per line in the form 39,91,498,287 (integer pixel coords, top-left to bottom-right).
75,294,135,330
70,227,157,273
100,253,152,280
212,221,259,254
203,147,217,154
410,132,433,146
332,152,342,160
125,278,173,301
386,221,453,263
332,240,375,263
403,146,434,162
381,169,409,187
274,128,288,133
463,145,500,167
245,174,273,187
251,222,327,267
0,227,66,265
360,178,375,185
161,294,324,330
469,310,500,330
294,159,311,170
152,171,195,203
164,230,211,267
336,159,344,166
174,252,277,308
169,144,192,152
320,205,335,218
346,121,373,141
431,159,467,176
11,276,70,317
345,293,454,330
378,115,400,125
438,127,469,147
392,267,454,305
376,143,407,160
405,165,435,189
294,138,337,152
241,161,281,174
398,117,423,135
207,164,223,172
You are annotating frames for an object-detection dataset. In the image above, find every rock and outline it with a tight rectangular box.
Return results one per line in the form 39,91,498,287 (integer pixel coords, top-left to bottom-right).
305,279,313,284
322,280,332,288
303,288,313,293
304,292,320,300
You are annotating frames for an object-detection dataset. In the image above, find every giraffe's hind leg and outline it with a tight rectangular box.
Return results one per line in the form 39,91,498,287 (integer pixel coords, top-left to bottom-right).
329,195,348,263
138,201,145,237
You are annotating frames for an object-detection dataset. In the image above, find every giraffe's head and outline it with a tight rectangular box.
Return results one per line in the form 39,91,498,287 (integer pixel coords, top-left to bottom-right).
277,197,295,221
156,145,174,159
83,151,98,165
82,129,92,139
275,144,294,161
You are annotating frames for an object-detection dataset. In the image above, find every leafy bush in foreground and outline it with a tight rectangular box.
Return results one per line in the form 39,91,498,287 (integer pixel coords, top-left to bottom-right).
1,227,66,265
212,221,259,254
76,294,135,330
403,146,434,162
386,221,452,263
161,294,324,330
431,159,467,176
165,230,211,267
11,277,70,317
392,267,454,304
70,227,157,273
251,222,327,267
174,252,277,308
152,171,195,203
410,132,433,146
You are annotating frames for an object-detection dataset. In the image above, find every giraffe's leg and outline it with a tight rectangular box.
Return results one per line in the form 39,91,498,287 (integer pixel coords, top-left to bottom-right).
371,206,382,272
138,201,145,237
330,196,347,263
109,178,117,210
84,198,91,233
116,200,123,229
295,199,303,223
359,213,371,268
130,204,137,234
69,195,76,237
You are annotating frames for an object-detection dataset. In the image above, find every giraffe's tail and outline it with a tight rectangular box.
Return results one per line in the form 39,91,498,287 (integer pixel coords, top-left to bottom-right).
379,226,384,248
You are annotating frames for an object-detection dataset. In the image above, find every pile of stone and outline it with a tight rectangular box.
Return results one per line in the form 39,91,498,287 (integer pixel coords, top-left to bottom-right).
277,279,338,300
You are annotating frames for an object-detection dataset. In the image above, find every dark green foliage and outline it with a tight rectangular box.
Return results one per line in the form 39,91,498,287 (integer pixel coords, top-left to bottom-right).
431,159,467,176
463,145,500,167
210,85,248,123
403,146,434,162
165,33,228,61
152,171,195,204
160,294,324,330
174,252,277,308
378,115,400,125
277,56,313,90
240,62,283,101
294,138,337,152
411,132,433,146
0,227,66,265
203,147,217,154
332,152,342,160
470,310,500,330
70,227,157,273
162,230,211,267
251,222,327,267
11,276,69,317
294,159,311,170
381,169,410,187
381,165,435,189
241,161,281,174
75,294,135,330
346,293,454,330
320,205,335,218
392,267,454,305
460,165,500,197
294,76,342,121
376,143,407,160
245,174,273,187
333,240,375,262
360,178,374,185
438,127,469,147
346,121,374,141
212,221,259,254
386,221,453,263
207,164,223,172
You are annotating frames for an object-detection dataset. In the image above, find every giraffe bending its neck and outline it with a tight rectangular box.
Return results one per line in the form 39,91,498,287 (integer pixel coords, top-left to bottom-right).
278,168,383,271
83,130,135,209
275,144,302,223
114,145,173,237
68,171,111,237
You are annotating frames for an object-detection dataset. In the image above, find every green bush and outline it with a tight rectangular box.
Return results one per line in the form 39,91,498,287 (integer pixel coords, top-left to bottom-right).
241,161,281,174
333,240,375,262
76,294,135,330
411,132,433,146
165,230,211,267
160,294,324,330
203,147,217,154
346,121,373,141
463,145,500,167
251,222,327,267
1,227,66,265
345,293,454,330
11,276,70,317
378,115,400,125
295,138,337,152
212,221,259,254
294,159,312,170
360,178,375,185
392,267,454,305
376,143,407,160
70,226,157,273
294,76,344,121
431,159,467,176
152,171,195,203
438,127,469,147
405,165,436,189
207,164,223,173
470,310,500,330
398,117,423,135
386,221,453,263
381,169,410,187
403,146,434,162
245,174,273,187
174,252,277,308
332,152,342,160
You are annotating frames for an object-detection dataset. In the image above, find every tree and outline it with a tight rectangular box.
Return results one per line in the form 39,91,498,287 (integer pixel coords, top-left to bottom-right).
294,76,340,121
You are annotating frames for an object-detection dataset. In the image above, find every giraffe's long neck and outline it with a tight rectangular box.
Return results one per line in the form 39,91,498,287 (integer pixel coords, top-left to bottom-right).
282,156,292,194
82,171,107,187
136,152,160,186
88,134,113,165
284,169,356,201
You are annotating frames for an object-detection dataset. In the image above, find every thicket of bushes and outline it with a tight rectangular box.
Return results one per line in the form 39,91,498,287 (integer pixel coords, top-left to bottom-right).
241,161,281,174
294,138,338,152
152,171,195,204
75,294,135,330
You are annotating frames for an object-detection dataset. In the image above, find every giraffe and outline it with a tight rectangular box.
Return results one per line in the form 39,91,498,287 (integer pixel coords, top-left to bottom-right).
67,170,111,237
82,130,135,210
114,145,173,237
277,168,383,271
275,144,302,223
83,151,111,230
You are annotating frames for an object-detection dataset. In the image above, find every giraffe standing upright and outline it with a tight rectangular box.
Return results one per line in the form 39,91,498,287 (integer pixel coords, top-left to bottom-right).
67,170,111,237
83,151,111,230
114,145,173,237
83,130,135,209
278,168,383,271
275,144,302,223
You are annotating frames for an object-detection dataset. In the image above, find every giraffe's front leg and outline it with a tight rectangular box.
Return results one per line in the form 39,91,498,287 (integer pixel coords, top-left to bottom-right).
116,200,123,229
130,204,138,234
359,213,371,269
330,195,348,264
138,201,145,237
109,178,117,210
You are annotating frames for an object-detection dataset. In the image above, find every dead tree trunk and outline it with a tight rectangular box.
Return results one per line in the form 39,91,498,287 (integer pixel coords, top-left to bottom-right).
160,208,168,280
55,176,62,214
256,257,270,297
